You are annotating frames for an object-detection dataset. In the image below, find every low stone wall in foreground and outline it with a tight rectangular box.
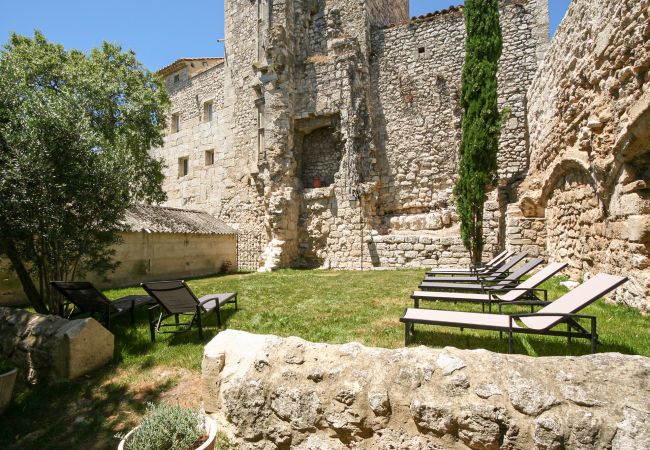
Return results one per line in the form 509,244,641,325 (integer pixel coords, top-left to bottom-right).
202,330,650,450
0,307,114,385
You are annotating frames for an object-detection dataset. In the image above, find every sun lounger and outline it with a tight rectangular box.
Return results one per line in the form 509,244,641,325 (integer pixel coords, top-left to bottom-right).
51,281,154,329
141,280,237,342
401,273,628,353
426,250,511,276
422,251,528,282
412,262,567,312
419,258,543,292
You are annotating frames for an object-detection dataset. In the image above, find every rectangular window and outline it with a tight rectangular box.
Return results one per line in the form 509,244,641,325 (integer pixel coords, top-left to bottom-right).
174,74,180,83
203,101,214,122
205,150,214,166
178,157,189,177
171,113,180,133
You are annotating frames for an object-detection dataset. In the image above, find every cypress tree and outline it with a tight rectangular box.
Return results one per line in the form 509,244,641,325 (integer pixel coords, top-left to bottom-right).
454,0,504,265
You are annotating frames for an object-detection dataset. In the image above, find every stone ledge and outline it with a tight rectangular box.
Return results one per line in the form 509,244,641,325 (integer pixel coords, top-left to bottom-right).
202,330,650,450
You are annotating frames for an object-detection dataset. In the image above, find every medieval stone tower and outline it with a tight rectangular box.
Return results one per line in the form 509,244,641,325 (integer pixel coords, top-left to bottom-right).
153,0,550,272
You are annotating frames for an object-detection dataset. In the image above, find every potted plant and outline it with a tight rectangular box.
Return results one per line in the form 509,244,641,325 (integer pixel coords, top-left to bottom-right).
117,402,217,450
0,358,17,413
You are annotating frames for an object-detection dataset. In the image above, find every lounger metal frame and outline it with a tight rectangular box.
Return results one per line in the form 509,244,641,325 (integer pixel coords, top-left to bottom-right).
142,280,237,342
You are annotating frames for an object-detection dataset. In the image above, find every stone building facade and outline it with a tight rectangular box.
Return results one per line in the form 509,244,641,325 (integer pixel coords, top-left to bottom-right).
508,0,650,311
153,0,550,272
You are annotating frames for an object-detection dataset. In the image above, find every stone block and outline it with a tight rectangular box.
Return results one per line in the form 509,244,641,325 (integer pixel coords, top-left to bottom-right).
0,308,113,385
628,215,650,243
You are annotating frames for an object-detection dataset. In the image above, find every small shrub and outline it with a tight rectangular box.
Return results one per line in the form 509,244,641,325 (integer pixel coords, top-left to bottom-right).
119,402,205,450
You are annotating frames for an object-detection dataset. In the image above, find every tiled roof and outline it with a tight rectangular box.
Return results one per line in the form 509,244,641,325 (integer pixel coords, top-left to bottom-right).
122,205,237,235
410,4,463,24
156,57,224,76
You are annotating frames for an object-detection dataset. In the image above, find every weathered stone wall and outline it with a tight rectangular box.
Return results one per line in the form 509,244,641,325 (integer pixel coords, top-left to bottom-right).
300,127,343,188
153,0,549,271
91,232,237,290
152,64,227,212
518,0,650,311
366,0,409,28
0,308,114,386
202,330,650,450
371,0,547,222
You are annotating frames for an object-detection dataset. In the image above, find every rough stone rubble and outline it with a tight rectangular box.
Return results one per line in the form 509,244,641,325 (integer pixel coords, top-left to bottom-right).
202,330,650,450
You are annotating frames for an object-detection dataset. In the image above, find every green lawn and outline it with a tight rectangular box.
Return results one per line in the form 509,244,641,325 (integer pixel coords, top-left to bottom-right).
2,269,649,449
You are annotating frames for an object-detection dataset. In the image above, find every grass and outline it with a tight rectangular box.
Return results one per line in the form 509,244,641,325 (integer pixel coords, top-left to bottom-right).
1,269,649,449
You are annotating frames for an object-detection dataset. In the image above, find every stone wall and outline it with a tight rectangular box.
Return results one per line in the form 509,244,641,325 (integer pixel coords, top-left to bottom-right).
0,308,114,386
0,232,236,306
153,0,550,271
517,0,650,311
371,0,548,221
366,0,409,28
300,126,343,188
91,232,237,289
202,330,650,450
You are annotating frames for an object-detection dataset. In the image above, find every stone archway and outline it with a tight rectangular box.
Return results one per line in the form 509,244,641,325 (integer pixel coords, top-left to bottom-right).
543,168,604,274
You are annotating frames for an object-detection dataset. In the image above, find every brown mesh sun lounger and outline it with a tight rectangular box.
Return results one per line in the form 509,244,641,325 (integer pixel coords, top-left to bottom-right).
412,262,568,312
141,280,238,342
422,251,528,283
426,250,512,276
51,281,154,329
401,273,628,353
419,258,542,293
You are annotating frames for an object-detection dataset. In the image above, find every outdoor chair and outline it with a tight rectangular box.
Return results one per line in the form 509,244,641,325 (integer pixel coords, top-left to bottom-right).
419,257,542,293
401,273,628,353
422,251,528,282
141,280,237,342
412,262,568,313
426,250,512,276
50,281,154,329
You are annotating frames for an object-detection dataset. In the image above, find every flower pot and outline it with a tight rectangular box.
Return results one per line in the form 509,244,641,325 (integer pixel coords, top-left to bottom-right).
312,177,321,188
0,368,17,413
118,414,217,450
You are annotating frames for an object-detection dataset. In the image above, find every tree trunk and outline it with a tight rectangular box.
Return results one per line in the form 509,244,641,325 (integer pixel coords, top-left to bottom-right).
2,238,49,314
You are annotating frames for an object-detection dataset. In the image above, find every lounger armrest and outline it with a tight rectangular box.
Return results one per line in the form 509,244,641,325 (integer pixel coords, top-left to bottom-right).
198,297,216,307
498,300,551,313
479,277,518,284
488,288,548,302
510,312,595,320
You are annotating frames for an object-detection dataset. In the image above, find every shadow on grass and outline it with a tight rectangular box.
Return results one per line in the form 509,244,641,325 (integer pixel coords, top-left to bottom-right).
0,366,176,450
408,327,638,357
108,304,239,359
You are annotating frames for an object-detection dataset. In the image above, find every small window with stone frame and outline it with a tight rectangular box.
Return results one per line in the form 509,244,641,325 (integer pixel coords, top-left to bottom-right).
171,113,180,133
178,157,189,177
173,73,180,83
205,149,214,166
203,100,214,122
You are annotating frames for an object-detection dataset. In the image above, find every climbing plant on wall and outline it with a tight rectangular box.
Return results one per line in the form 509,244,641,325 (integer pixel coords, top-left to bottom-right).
454,0,504,265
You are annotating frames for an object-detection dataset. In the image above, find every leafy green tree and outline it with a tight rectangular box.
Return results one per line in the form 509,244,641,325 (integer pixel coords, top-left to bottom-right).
454,0,504,265
0,32,168,314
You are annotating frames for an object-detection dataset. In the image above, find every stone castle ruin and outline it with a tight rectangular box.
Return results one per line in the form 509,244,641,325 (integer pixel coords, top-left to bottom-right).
154,0,549,269
151,0,647,311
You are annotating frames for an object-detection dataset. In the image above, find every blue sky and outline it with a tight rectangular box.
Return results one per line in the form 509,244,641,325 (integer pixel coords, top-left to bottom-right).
1,0,571,71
